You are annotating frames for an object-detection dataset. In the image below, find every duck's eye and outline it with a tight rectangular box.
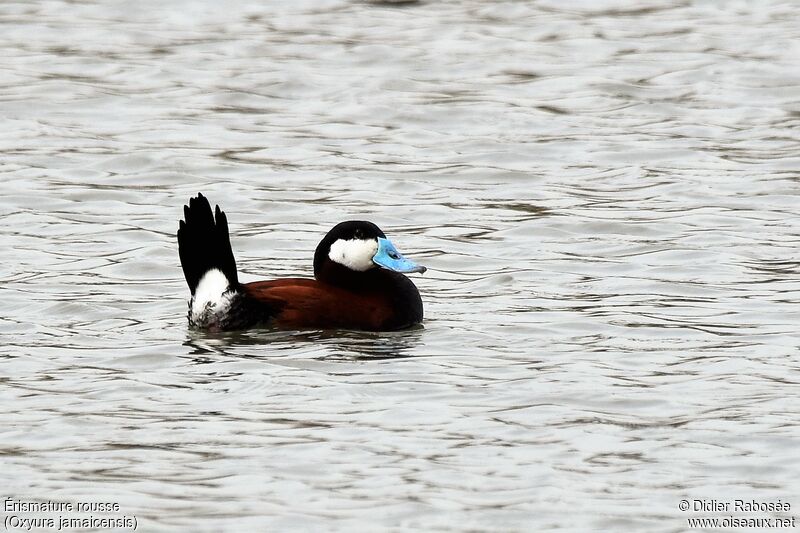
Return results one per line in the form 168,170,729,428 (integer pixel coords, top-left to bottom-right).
354,230,363,239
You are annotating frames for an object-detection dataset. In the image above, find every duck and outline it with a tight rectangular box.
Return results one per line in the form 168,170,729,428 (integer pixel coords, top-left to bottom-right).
177,193,426,332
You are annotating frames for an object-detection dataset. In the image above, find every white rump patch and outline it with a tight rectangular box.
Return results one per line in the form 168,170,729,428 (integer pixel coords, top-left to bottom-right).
189,269,235,327
328,238,378,272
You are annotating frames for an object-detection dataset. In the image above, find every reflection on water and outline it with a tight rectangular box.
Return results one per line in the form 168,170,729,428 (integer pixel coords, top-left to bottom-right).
183,327,424,362
2,0,800,531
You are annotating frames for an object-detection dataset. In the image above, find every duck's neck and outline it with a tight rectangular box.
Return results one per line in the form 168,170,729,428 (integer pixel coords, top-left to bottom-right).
315,261,387,292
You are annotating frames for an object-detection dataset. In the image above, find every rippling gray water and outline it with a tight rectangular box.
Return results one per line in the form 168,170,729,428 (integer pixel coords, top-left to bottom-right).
2,0,799,531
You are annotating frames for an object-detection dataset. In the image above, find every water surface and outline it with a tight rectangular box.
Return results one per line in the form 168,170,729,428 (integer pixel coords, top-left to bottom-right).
2,0,799,531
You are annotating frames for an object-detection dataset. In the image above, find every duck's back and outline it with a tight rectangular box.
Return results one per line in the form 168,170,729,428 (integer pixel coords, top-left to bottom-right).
243,272,422,331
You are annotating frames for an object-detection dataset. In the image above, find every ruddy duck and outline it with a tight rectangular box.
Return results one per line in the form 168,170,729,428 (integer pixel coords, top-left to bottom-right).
177,193,426,331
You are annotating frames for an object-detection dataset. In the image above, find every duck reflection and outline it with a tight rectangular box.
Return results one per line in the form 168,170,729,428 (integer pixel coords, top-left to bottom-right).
182,325,423,363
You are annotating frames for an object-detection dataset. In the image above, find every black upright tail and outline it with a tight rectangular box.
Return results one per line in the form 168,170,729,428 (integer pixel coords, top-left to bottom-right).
178,193,239,294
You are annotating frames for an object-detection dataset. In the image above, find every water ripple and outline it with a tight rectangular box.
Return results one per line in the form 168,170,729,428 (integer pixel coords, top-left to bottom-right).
2,0,799,531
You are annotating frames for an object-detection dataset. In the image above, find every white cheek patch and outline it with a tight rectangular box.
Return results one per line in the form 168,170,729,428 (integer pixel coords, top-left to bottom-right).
328,238,378,272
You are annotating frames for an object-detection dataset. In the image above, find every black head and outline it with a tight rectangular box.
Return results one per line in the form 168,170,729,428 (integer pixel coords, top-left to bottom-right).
313,220,425,286
320,221,386,249
313,221,384,277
